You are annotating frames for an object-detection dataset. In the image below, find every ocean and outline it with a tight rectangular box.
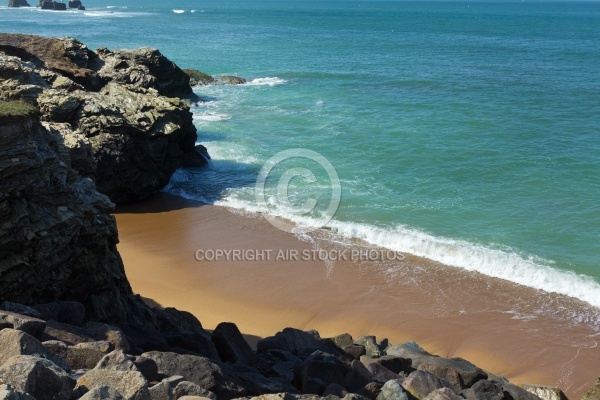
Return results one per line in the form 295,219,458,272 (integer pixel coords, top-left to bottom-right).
2,0,599,308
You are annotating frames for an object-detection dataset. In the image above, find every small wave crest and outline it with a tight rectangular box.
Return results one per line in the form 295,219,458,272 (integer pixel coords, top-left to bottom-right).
245,77,287,87
193,112,231,122
202,194,600,309
172,9,185,14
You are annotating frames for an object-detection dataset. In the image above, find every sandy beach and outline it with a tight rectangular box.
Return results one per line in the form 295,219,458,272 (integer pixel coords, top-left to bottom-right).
114,193,600,399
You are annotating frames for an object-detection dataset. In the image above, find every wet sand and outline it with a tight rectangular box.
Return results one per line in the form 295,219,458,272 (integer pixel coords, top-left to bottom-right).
114,193,600,399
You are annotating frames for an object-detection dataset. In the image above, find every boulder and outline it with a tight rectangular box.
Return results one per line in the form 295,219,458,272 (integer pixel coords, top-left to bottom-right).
500,383,540,400
345,360,373,393
354,336,381,358
174,381,218,400
84,322,131,353
361,355,412,375
53,1,67,10
366,363,401,384
79,386,125,400
424,388,464,400
294,351,349,394
142,351,247,399
0,329,47,366
0,310,46,338
417,357,487,391
257,328,325,358
521,384,567,400
7,0,31,7
76,369,150,400
0,355,75,400
148,375,185,400
42,320,96,345
43,340,112,369
344,345,367,360
211,322,257,364
0,384,36,400
94,350,138,371
402,370,449,400
0,302,42,319
461,380,506,400
182,69,215,86
34,300,86,326
376,380,408,400
40,0,53,9
385,342,432,370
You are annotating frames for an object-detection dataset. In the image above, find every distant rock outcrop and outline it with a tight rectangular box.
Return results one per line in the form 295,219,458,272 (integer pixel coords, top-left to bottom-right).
68,0,80,8
182,68,247,86
0,34,207,204
7,0,31,7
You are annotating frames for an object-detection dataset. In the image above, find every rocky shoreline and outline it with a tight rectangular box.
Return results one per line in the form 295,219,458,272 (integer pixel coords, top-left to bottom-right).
0,34,597,400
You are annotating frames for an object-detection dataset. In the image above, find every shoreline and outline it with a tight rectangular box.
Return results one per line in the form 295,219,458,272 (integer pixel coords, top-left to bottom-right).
114,193,600,399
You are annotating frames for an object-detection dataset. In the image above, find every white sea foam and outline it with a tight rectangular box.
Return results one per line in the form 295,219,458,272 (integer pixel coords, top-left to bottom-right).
193,112,231,122
83,10,146,18
204,194,600,309
172,9,185,14
245,77,288,86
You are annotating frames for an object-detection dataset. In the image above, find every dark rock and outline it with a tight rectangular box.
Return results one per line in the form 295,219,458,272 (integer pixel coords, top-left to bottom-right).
67,0,80,7
0,329,48,366
0,115,161,327
232,363,297,395
344,345,366,360
0,355,75,400
258,328,325,358
359,381,385,400
326,334,354,350
7,0,30,7
94,350,138,372
322,383,348,397
211,322,256,364
42,320,96,345
345,360,373,392
418,357,487,391
76,369,150,400
0,310,46,338
78,5,84,10
148,375,185,400
142,351,247,399
294,351,349,394
461,380,506,400
0,384,37,400
164,332,219,360
182,69,215,86
366,363,400,384
117,324,168,354
84,322,131,353
0,302,42,319
131,356,159,383
376,379,409,400
39,0,53,9
361,355,412,375
213,75,247,85
424,387,464,400
42,340,112,370
95,47,196,99
174,380,217,400
53,1,66,10
34,301,86,326
402,370,449,400
385,342,432,370
354,336,381,358
79,386,125,400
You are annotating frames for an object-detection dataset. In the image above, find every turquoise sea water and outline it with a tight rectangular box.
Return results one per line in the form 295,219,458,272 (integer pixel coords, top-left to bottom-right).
2,1,599,307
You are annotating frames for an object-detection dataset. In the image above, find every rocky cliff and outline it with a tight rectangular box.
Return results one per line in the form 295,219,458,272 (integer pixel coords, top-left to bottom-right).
0,33,207,204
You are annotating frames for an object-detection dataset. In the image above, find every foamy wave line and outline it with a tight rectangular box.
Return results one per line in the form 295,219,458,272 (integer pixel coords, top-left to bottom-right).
245,77,287,86
193,112,231,122
172,9,185,14
205,196,600,309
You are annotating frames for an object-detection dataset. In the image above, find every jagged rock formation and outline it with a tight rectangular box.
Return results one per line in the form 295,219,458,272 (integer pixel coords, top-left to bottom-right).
68,0,81,8
7,0,30,7
183,68,247,86
0,113,150,325
0,33,207,204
